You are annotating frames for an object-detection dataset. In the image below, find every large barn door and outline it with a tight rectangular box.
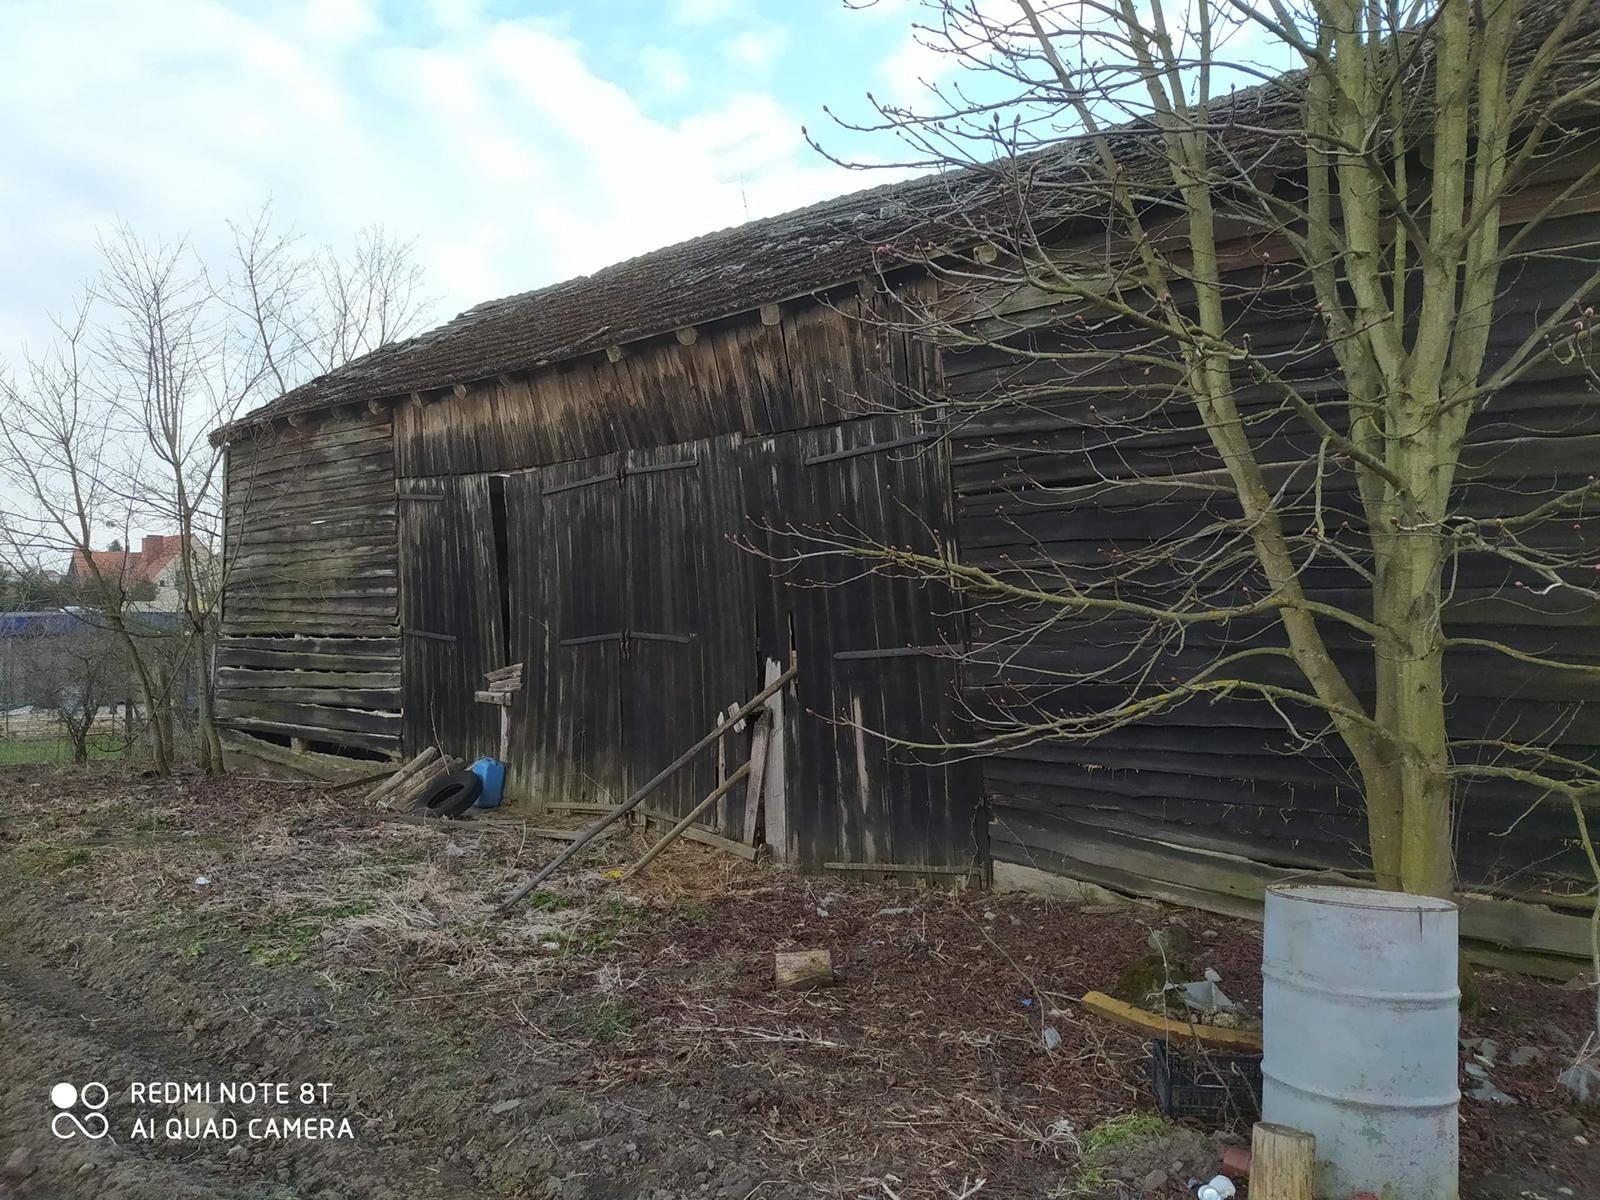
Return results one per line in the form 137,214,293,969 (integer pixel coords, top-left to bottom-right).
513,456,628,806
620,440,755,825
741,414,983,874
399,474,505,760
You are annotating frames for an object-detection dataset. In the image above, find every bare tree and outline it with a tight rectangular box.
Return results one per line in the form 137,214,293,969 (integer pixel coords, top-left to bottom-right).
3,208,430,776
0,304,177,771
223,205,429,385
96,226,235,772
810,0,1600,960
14,616,128,764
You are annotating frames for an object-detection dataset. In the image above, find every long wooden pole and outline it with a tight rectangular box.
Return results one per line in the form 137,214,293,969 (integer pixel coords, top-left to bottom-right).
497,662,797,910
623,759,751,881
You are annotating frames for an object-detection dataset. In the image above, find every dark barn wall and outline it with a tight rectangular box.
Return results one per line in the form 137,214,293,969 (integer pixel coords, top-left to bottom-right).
397,473,506,761
941,210,1600,964
218,411,402,759
386,285,985,873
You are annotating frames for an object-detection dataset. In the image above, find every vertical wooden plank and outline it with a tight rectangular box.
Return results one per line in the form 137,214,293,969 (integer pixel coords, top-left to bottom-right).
531,455,627,806
620,436,756,823
397,473,506,761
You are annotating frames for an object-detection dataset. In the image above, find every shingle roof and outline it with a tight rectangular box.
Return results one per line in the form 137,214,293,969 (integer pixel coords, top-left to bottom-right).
216,167,994,441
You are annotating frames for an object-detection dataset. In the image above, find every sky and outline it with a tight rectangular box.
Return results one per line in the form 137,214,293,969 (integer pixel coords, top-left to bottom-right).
0,0,946,360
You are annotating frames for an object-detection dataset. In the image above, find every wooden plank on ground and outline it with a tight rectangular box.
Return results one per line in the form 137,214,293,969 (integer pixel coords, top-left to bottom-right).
1080,991,1264,1052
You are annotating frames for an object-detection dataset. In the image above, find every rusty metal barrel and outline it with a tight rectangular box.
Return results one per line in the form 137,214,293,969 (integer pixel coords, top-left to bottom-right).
1261,885,1460,1200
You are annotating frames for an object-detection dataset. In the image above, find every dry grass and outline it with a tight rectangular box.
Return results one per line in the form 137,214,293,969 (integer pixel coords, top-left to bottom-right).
6,767,1596,1199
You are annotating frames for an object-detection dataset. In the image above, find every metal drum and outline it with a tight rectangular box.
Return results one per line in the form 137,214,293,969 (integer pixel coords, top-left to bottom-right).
1262,885,1460,1200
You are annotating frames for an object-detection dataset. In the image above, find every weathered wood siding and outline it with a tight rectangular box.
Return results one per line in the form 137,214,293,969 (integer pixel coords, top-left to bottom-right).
942,212,1600,957
397,474,506,760
492,415,984,872
217,412,401,757
740,413,984,872
391,285,918,479
367,285,981,871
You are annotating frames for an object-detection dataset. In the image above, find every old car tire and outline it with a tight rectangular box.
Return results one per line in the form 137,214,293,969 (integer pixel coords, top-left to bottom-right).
415,771,483,819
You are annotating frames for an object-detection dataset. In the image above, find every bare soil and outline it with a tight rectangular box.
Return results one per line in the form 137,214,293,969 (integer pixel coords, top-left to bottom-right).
0,766,1594,1199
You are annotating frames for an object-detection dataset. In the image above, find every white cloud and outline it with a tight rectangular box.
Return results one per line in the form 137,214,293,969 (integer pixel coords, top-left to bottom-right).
0,0,858,358
724,25,790,70
878,31,953,108
638,45,692,95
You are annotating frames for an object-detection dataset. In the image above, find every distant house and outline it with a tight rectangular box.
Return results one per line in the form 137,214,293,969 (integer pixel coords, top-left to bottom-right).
70,535,207,612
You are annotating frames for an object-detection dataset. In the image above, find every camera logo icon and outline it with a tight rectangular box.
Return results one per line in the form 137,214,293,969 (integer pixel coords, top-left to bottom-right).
50,1082,109,1140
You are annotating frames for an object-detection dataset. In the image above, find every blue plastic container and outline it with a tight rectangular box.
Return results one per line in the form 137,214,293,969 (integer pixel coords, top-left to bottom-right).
470,757,506,808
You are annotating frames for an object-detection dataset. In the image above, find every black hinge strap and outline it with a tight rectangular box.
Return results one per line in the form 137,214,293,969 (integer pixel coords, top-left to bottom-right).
803,433,935,468
833,644,952,661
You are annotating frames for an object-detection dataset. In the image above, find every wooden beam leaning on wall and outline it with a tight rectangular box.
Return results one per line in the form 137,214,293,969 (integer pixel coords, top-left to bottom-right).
497,660,799,910
623,758,754,881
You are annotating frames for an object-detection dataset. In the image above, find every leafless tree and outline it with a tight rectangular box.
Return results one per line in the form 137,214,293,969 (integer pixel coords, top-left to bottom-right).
2,208,430,776
12,616,128,764
224,204,429,386
0,304,179,770
809,0,1600,993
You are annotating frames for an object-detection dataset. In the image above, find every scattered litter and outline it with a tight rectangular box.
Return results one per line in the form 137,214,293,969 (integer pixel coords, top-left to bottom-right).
1506,1045,1542,1067
1557,1060,1600,1106
1042,1026,1062,1051
1467,1080,1518,1105
875,907,913,917
490,1099,521,1115
1461,1036,1500,1065
1176,970,1238,1016
192,875,210,887
1195,1174,1236,1200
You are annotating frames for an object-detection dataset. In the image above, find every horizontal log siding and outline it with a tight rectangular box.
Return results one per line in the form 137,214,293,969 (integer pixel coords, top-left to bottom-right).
218,414,401,758
944,214,1600,961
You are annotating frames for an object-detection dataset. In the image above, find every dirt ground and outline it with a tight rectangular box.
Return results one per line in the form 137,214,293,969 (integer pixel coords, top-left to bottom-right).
0,767,1594,1200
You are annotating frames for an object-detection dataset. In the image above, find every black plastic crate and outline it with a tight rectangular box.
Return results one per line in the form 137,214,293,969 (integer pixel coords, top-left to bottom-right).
1148,1039,1263,1125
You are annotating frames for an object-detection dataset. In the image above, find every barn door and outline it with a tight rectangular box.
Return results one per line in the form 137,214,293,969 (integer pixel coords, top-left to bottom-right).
398,474,505,760
620,441,754,824
514,456,628,806
740,415,982,873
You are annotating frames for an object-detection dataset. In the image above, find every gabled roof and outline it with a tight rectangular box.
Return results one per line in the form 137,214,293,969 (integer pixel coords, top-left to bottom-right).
70,536,185,587
215,166,995,442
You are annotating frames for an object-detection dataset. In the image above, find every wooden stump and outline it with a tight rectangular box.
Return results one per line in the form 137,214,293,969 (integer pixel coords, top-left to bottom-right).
774,949,834,991
1249,1122,1314,1200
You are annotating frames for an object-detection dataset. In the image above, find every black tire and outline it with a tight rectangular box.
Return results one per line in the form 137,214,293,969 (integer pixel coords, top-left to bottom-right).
414,770,483,819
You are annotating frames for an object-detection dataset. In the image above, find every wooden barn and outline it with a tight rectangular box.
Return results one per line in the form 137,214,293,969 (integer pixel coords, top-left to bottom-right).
214,81,1600,969
214,188,985,881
